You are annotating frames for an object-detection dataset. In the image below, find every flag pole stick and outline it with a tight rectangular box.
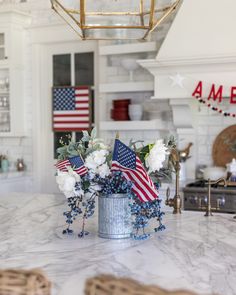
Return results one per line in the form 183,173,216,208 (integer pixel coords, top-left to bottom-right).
115,132,120,139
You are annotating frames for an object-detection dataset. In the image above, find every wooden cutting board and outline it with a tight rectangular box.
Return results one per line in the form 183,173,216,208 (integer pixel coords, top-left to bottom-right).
212,125,236,167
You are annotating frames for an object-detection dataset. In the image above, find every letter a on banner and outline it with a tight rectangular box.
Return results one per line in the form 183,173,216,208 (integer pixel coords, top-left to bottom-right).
192,81,203,98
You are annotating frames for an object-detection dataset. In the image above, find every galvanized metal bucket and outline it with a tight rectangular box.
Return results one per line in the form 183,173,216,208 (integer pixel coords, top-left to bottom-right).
98,194,132,239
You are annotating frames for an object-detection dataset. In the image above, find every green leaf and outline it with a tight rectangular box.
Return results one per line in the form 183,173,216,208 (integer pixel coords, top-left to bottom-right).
66,142,80,156
82,131,90,142
82,180,90,190
90,127,97,139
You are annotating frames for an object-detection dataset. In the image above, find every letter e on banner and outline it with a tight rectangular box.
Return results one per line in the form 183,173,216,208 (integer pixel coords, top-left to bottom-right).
230,87,236,104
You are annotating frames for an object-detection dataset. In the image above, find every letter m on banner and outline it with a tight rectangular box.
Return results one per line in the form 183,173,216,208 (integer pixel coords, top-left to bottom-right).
208,84,223,103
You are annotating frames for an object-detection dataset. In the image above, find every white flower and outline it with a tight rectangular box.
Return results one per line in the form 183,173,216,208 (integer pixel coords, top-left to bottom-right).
97,163,110,178
85,149,108,172
85,154,98,170
88,140,108,150
56,169,81,198
93,150,108,166
145,139,169,173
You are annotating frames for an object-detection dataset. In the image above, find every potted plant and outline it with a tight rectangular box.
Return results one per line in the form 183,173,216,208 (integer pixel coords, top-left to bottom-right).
55,128,172,240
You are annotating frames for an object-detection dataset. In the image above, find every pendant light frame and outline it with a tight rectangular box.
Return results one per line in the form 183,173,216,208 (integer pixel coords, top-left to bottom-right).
51,0,182,40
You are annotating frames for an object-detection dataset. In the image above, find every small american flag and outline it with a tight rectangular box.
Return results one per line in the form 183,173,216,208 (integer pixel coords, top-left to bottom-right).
56,155,88,176
111,139,159,202
53,86,91,131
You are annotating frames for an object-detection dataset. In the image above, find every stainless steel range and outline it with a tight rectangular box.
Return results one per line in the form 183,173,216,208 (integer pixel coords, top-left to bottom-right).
183,180,236,213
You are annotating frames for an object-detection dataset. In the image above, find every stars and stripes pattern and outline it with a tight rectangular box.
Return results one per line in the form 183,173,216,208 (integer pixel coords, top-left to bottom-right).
111,139,159,203
53,86,91,131
55,155,88,176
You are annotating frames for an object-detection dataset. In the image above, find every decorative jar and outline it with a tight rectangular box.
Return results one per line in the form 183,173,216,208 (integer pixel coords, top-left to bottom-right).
98,193,132,239
128,104,143,121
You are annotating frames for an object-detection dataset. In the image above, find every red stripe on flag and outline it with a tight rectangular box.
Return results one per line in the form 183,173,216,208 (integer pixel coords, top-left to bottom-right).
54,114,89,117
75,100,89,103
54,128,89,131
53,121,90,124
74,167,88,176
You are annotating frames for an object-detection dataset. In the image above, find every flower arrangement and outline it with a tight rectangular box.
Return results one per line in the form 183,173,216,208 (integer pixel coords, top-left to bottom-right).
55,128,172,239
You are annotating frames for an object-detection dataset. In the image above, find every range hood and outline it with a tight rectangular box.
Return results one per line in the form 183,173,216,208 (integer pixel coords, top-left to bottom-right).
140,0,236,99
139,0,236,179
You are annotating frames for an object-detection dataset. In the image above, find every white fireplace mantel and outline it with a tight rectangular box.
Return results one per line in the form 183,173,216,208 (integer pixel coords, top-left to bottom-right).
138,55,236,100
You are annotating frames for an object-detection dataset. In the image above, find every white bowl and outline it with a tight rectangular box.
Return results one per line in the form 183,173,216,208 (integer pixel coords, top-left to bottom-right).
201,167,226,180
121,58,139,71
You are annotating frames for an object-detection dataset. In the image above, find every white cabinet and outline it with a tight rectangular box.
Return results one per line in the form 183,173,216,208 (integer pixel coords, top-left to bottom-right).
0,10,31,137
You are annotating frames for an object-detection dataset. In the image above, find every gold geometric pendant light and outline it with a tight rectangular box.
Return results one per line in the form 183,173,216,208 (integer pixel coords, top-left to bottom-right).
51,0,182,40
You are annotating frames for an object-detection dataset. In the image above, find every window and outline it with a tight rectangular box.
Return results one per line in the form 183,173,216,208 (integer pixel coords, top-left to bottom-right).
75,52,94,86
53,54,71,87
53,52,94,159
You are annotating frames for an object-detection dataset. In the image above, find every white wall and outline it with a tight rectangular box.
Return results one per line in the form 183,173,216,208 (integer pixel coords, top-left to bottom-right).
190,100,236,168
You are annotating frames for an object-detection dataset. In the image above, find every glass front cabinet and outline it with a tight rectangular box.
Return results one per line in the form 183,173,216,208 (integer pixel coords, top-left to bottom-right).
0,10,30,136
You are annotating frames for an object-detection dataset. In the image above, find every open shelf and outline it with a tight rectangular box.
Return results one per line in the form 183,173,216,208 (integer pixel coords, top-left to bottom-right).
0,132,25,137
99,81,154,93
100,119,166,131
99,41,158,56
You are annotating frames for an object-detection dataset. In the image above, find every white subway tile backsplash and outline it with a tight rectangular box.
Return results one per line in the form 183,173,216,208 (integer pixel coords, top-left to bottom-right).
197,126,209,135
208,126,224,134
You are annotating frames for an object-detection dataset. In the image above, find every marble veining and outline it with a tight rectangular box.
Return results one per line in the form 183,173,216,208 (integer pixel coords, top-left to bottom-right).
0,193,236,295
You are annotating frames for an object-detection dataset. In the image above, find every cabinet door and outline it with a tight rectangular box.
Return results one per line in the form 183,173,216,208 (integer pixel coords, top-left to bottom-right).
0,30,9,63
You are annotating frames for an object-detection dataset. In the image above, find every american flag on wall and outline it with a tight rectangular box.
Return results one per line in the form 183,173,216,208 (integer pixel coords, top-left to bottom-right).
111,139,159,203
53,86,91,131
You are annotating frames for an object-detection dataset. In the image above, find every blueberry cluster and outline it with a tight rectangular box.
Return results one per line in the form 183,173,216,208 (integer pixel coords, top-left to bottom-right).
100,171,133,196
129,193,165,240
62,196,83,235
62,183,96,237
82,197,96,219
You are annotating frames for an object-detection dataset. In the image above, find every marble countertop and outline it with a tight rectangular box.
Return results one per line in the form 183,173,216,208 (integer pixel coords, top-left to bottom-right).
0,193,236,295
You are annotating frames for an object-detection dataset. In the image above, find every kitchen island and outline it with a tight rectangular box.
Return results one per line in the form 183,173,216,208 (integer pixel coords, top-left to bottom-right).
0,193,235,295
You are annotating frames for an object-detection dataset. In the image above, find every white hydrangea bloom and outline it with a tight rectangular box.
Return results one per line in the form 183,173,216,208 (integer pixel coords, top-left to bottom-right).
145,139,169,173
85,149,109,172
97,163,110,178
88,140,108,150
85,154,98,171
93,150,108,166
56,169,82,198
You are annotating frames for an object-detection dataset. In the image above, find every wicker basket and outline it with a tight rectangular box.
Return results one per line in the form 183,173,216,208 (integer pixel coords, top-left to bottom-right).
85,275,199,295
0,269,51,295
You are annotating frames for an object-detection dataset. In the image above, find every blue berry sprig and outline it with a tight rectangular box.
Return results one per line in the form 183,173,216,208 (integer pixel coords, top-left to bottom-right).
78,192,96,238
129,187,165,240
62,196,83,235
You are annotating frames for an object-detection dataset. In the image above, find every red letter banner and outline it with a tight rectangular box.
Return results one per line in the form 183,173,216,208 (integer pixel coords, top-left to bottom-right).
192,81,203,98
230,87,236,104
208,84,223,103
